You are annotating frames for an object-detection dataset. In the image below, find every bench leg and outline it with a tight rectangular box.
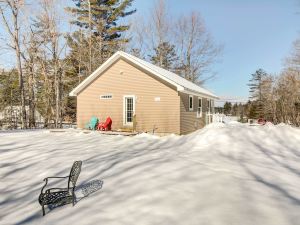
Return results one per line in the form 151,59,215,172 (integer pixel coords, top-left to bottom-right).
42,204,45,216
72,189,76,206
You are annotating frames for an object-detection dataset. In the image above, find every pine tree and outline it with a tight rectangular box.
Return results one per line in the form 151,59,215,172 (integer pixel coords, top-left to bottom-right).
150,42,178,70
66,0,136,76
0,69,20,110
248,69,268,118
248,102,258,119
223,102,232,115
0,69,20,128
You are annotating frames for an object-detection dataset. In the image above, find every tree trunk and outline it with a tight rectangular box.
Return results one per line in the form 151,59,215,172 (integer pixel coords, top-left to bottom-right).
55,67,63,128
28,63,35,128
15,38,26,129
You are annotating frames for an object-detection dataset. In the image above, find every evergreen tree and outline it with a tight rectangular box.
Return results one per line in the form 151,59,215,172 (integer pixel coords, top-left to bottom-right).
0,69,20,111
64,1,136,124
248,69,268,118
223,102,232,115
248,102,258,119
150,42,178,70
66,0,136,76
232,103,238,116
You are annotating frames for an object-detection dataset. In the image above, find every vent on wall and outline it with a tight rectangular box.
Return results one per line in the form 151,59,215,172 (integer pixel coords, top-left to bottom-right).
100,94,113,99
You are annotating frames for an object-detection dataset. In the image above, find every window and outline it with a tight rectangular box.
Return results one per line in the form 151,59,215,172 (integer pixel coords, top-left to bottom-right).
207,99,214,114
189,95,193,111
100,94,112,99
210,100,214,113
207,99,211,113
126,98,133,123
197,98,202,118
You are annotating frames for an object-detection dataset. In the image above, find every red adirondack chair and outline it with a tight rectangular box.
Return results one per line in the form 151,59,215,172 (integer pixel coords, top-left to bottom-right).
97,117,112,131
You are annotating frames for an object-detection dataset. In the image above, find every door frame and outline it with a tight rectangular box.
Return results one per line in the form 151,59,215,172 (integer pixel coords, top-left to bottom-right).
123,95,135,126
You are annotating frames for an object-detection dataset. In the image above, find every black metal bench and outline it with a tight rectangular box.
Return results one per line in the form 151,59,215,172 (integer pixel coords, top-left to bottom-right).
38,161,82,216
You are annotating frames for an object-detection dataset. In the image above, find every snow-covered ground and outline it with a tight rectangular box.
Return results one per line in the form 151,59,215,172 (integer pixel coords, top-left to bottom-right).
1,123,300,225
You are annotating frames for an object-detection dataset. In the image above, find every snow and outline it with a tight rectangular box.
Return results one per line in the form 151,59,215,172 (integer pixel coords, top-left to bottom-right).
1,123,300,225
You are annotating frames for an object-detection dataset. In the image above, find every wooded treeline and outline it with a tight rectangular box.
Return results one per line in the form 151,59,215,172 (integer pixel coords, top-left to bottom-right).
246,63,300,126
220,45,300,126
0,0,221,129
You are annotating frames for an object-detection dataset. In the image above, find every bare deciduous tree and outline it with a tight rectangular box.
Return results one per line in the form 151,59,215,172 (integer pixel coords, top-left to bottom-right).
0,0,26,128
130,1,222,84
175,12,223,84
21,29,40,128
35,0,66,128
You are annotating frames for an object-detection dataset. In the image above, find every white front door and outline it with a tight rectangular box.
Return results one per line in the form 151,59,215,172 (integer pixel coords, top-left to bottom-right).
123,95,135,126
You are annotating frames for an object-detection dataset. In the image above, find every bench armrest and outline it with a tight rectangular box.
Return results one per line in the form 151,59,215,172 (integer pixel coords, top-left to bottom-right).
41,176,69,194
44,176,69,180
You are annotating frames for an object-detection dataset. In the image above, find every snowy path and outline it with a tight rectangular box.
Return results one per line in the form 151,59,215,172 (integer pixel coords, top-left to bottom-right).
1,123,300,225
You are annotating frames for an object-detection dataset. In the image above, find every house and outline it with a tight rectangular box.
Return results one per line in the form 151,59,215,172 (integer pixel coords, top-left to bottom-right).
70,51,218,135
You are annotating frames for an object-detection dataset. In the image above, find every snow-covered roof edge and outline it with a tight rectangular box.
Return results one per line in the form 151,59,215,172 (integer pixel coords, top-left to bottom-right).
69,51,218,99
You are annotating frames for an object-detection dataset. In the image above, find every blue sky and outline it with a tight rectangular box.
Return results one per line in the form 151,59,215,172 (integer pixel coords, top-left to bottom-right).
132,0,300,100
0,0,299,101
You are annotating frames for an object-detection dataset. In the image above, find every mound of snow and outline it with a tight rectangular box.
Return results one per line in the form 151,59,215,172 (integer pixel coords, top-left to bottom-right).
204,122,226,129
227,120,240,124
277,122,289,127
263,122,275,129
1,125,300,225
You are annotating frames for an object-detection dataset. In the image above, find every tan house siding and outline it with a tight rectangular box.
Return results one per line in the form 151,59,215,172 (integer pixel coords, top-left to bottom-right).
179,93,208,134
77,58,180,134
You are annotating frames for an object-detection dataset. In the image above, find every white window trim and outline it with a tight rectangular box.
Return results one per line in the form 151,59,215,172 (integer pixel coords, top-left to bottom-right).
189,95,193,111
197,97,202,118
123,95,135,126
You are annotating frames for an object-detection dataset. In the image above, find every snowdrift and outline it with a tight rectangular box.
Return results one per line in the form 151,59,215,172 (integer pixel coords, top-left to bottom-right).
1,123,300,225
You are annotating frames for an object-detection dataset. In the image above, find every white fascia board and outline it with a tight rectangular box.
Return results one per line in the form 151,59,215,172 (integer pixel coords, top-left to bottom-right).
180,89,219,100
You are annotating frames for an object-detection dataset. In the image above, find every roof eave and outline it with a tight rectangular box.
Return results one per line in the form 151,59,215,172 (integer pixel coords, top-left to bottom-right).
180,88,219,100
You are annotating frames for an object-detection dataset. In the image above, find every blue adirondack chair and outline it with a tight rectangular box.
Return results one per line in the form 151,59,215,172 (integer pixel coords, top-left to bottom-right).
85,116,99,130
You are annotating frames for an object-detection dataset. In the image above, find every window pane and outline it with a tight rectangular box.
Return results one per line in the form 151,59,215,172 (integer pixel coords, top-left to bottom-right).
126,98,133,123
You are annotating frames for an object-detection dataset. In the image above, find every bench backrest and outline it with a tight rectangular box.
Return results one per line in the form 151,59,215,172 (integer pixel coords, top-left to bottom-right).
68,161,82,189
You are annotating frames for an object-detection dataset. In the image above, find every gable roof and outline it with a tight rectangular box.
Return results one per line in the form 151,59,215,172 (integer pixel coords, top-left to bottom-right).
69,51,218,99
